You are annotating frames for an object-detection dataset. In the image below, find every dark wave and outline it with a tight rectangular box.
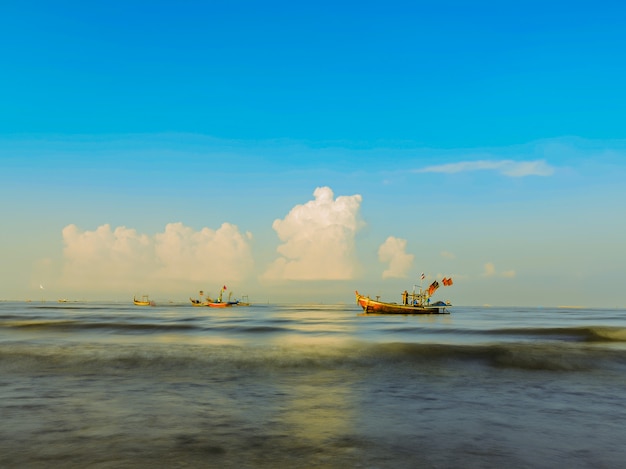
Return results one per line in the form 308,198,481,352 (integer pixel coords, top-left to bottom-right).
365,342,626,371
1,319,199,333
1,317,302,335
212,325,290,334
26,304,128,311
383,325,626,343
2,341,624,376
485,326,626,342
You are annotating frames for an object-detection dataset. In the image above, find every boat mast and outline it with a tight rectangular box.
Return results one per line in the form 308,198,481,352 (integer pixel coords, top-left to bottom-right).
410,272,426,306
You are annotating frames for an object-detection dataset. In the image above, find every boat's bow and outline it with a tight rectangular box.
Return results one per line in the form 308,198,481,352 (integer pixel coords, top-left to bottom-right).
355,291,370,311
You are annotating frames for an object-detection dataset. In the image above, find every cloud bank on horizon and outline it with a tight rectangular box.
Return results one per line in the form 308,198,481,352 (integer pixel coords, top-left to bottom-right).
58,187,369,293
61,222,254,292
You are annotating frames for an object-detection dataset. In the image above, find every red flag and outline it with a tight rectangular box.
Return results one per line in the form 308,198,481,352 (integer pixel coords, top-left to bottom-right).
223,285,227,290
428,280,439,296
447,278,453,286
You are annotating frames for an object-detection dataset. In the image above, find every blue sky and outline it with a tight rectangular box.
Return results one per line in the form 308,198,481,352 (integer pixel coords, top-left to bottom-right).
1,1,625,306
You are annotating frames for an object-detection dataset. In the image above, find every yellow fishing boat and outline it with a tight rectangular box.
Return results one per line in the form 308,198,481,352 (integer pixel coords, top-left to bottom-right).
133,295,154,306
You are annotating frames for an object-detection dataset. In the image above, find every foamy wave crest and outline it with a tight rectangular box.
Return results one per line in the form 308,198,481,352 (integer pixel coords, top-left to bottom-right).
489,326,626,343
585,327,626,342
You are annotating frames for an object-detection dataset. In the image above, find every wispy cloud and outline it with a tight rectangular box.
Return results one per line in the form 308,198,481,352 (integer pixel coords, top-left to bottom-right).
441,250,456,260
483,262,516,278
378,236,414,279
262,187,363,281
416,159,554,177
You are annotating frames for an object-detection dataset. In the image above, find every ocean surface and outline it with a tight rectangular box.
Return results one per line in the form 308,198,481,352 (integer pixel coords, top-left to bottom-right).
1,300,625,468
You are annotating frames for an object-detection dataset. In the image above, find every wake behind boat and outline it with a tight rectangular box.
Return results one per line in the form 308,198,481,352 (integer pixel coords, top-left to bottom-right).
356,277,453,315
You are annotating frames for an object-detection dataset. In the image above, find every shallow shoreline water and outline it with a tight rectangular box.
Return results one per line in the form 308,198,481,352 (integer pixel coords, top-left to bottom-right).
1,302,625,468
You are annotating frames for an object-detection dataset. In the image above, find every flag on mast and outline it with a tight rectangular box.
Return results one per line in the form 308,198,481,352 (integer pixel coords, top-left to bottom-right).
427,280,439,296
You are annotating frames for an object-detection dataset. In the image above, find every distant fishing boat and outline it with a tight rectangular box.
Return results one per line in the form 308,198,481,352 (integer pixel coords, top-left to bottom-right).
208,286,239,307
356,277,453,315
207,301,236,308
190,290,211,306
133,295,154,306
189,286,239,307
237,295,251,306
189,297,241,307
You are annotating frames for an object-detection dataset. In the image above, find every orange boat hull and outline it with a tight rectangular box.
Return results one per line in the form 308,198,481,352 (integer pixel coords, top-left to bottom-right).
355,291,449,315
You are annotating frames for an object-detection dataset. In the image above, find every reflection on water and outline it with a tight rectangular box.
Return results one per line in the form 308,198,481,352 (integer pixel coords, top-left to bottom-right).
278,370,356,446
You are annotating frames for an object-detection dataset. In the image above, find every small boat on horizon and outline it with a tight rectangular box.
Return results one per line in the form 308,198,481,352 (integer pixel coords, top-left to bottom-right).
189,286,242,307
237,295,251,306
133,295,155,306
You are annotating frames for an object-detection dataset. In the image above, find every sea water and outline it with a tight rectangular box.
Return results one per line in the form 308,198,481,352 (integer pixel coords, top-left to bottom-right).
1,301,625,468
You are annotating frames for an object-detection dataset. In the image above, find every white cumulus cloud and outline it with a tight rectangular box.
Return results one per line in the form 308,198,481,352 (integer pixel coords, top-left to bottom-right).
378,236,414,279
416,159,554,177
154,222,254,283
60,222,253,293
263,186,363,281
